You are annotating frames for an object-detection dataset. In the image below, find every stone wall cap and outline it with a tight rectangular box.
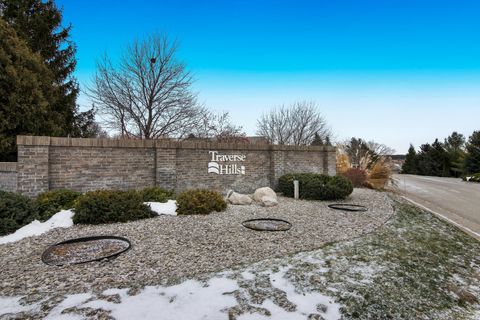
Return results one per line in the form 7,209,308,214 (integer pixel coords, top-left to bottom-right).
16,135,336,152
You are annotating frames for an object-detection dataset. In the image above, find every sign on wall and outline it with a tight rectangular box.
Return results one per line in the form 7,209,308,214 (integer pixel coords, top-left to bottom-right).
208,151,246,175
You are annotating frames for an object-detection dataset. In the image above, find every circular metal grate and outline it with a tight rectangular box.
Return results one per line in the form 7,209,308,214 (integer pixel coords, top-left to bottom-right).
42,236,131,266
328,204,368,212
242,218,292,232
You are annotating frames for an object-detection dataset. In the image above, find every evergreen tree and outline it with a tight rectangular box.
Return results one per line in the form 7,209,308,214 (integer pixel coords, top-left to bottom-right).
311,132,324,146
401,144,418,174
325,135,332,146
464,131,480,174
444,131,465,177
0,0,78,135
0,18,62,160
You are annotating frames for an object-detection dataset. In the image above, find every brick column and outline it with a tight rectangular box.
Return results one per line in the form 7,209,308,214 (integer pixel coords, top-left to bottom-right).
16,136,50,197
269,149,285,189
155,147,177,190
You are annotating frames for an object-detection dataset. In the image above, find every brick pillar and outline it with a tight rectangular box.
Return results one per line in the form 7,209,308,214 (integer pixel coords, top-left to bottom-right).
17,136,50,197
155,147,177,190
269,149,285,189
327,148,337,175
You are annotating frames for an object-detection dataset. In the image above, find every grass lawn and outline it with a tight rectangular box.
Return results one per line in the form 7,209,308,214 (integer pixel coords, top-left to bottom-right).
222,197,480,319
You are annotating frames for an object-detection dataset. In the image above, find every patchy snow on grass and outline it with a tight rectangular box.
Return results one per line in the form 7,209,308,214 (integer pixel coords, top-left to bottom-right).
82,277,237,320
145,200,177,216
0,210,74,245
44,293,92,320
0,296,40,315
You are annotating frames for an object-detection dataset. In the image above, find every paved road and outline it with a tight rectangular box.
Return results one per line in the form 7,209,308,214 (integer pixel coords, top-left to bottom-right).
392,174,480,240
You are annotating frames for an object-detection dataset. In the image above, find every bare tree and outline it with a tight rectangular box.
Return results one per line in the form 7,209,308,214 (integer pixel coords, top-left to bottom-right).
337,137,394,169
87,34,207,139
256,101,331,145
186,111,248,143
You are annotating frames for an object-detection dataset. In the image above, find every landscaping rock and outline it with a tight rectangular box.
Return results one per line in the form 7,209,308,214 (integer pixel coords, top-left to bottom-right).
253,187,278,206
227,192,253,205
260,196,278,207
253,187,277,203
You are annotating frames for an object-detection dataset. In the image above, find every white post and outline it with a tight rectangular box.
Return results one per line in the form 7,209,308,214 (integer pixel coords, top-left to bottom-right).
293,180,299,200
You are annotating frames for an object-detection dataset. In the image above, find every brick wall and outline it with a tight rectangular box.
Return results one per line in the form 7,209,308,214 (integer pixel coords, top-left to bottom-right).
16,136,337,197
0,162,17,192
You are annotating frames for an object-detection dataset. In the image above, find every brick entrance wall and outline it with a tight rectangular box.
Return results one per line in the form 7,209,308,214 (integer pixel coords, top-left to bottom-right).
15,136,336,197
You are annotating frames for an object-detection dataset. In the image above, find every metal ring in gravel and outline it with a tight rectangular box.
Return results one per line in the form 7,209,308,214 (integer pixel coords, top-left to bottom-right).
242,218,292,231
41,236,131,266
328,204,368,212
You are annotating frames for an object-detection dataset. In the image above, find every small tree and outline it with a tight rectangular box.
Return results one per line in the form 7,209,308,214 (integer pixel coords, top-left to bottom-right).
88,34,207,139
311,132,324,146
464,131,480,174
256,101,330,145
401,144,418,174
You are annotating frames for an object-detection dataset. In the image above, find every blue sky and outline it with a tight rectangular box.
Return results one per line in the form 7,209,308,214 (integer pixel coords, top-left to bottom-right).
58,0,480,153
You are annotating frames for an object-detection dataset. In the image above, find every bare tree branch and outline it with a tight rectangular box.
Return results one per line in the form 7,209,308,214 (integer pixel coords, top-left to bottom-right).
86,34,205,139
256,101,331,145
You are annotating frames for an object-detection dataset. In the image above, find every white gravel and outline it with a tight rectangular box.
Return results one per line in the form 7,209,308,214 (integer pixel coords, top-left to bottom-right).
0,189,393,303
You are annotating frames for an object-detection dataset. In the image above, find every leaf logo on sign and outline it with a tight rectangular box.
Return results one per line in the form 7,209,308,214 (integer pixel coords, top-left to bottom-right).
208,161,220,174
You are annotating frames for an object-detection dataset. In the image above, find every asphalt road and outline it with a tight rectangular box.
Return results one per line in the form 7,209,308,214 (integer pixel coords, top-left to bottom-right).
392,174,480,240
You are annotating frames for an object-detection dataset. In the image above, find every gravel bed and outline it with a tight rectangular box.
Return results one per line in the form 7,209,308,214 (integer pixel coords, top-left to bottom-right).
0,188,394,300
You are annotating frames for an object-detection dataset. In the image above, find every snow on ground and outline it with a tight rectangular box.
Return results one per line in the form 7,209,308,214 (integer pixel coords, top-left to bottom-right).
0,210,74,245
1,277,239,320
145,200,177,216
0,263,342,320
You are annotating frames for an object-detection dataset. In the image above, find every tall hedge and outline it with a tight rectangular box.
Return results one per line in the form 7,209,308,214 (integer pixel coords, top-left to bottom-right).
277,173,353,200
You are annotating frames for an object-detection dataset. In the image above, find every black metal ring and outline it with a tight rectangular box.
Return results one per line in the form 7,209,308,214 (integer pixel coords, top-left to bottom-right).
328,204,368,212
41,235,131,266
242,218,292,232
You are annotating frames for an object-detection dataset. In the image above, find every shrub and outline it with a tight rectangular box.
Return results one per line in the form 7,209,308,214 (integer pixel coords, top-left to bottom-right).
340,168,367,187
0,191,37,236
35,189,81,221
73,190,155,225
463,173,480,183
140,187,175,202
176,189,227,215
277,173,353,200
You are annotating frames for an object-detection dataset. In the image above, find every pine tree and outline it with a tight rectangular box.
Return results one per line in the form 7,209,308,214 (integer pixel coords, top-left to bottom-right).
464,131,480,174
401,144,418,174
0,18,62,160
444,131,465,177
0,0,79,134
325,135,332,146
311,132,324,146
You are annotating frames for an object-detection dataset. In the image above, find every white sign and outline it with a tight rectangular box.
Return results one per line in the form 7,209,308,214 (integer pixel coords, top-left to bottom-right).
208,151,246,175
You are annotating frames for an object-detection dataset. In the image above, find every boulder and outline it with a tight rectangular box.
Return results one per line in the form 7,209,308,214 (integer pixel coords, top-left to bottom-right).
227,191,253,205
260,195,278,207
253,187,278,207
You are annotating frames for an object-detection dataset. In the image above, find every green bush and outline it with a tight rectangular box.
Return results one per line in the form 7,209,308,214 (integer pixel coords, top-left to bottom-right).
277,173,353,200
140,187,175,202
35,189,81,221
73,190,156,225
462,173,480,183
0,191,37,236
176,189,227,215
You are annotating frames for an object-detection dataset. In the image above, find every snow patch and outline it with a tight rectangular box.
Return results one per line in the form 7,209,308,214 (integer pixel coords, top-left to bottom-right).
0,210,74,245
82,277,237,320
145,200,177,216
0,296,40,315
